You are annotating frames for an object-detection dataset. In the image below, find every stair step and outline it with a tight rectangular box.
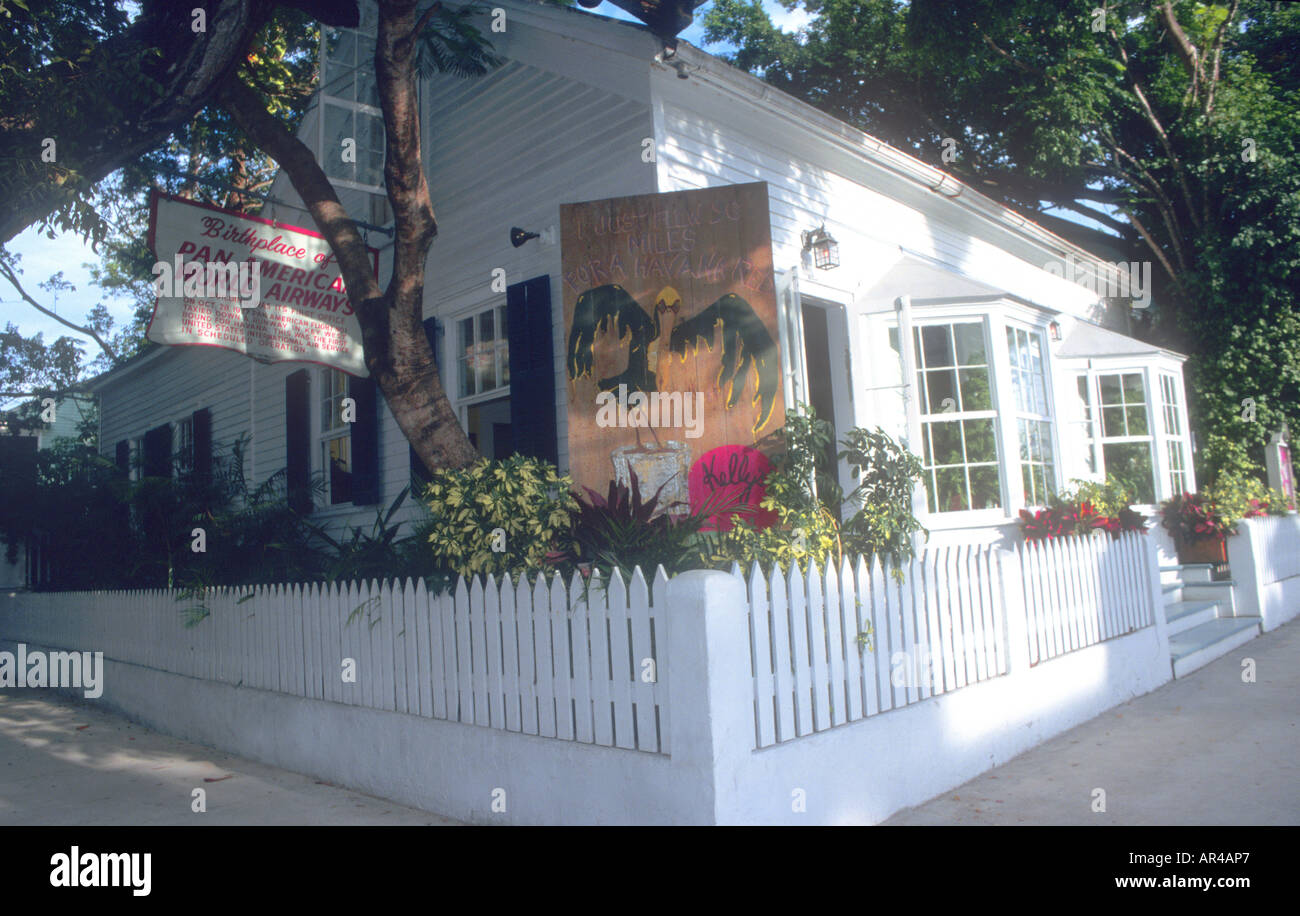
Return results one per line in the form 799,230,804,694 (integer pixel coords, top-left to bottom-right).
1164,600,1220,636
1169,616,1262,678
1175,563,1218,585
1182,580,1235,604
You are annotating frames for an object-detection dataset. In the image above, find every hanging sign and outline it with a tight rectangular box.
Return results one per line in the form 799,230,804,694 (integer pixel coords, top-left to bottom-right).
145,191,377,376
560,181,785,500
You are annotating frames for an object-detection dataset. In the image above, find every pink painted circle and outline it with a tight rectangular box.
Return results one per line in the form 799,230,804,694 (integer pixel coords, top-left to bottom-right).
689,444,778,532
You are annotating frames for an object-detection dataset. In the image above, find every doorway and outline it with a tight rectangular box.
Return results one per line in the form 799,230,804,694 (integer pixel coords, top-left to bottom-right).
801,299,847,506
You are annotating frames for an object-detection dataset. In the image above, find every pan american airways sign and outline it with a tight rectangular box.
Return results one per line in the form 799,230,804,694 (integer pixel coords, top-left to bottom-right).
146,192,377,375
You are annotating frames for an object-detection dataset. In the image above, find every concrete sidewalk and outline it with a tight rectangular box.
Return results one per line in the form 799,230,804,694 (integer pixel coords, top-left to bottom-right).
0,691,460,825
884,618,1300,825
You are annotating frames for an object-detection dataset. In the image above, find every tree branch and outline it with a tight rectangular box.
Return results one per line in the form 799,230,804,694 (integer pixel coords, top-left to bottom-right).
0,259,118,363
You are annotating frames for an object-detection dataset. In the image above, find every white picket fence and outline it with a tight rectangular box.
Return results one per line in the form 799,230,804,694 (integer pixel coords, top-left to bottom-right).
1016,530,1155,665
1,569,671,754
2,531,1160,757
740,530,1155,748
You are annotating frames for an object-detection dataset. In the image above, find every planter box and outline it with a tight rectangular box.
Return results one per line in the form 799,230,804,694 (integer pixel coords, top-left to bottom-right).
1176,535,1227,565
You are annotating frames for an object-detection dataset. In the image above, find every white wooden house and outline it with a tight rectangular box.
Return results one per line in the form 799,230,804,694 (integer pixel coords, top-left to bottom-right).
88,0,1194,552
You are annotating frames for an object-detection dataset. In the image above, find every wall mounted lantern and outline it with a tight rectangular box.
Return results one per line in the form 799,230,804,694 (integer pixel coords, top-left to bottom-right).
510,227,540,248
801,224,840,270
1048,320,1062,341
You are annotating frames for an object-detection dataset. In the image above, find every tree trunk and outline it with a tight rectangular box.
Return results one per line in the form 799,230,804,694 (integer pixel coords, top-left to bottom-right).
219,0,478,473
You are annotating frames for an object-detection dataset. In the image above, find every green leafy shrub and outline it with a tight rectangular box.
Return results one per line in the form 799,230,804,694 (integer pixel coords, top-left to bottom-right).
1059,476,1139,518
1202,470,1289,527
422,454,577,579
837,426,926,568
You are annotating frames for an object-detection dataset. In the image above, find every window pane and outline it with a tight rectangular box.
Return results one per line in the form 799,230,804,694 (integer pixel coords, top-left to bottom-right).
1126,405,1148,436
1122,373,1145,403
1102,406,1126,438
955,324,986,365
936,466,968,512
920,325,954,368
963,418,998,463
926,369,957,413
1005,327,1021,367
323,103,352,182
1099,374,1122,405
478,309,495,343
969,465,1002,510
930,421,963,465
958,368,991,411
1102,441,1155,504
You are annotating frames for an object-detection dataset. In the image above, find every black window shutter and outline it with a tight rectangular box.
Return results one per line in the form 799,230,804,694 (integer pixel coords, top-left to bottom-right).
285,370,312,514
410,316,442,487
349,375,380,505
114,440,130,474
143,424,171,477
506,275,557,464
192,408,213,486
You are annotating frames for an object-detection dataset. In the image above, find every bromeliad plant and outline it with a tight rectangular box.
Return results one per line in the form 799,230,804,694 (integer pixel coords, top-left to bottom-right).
1018,490,1147,543
548,472,720,581
1158,491,1230,544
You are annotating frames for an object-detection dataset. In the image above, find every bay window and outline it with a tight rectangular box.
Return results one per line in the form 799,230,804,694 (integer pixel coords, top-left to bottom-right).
1092,371,1156,504
1158,372,1192,496
914,322,1003,513
1006,326,1056,506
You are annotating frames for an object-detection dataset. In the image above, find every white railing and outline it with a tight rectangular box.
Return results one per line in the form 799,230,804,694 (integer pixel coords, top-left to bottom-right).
1227,514,1300,631
0,569,671,754
1016,530,1155,665
740,530,1156,748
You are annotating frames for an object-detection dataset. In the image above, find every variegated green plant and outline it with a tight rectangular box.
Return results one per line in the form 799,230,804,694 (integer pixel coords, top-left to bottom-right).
421,454,578,579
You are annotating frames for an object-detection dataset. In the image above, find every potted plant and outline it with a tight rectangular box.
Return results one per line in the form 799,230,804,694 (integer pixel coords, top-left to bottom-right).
1159,491,1231,564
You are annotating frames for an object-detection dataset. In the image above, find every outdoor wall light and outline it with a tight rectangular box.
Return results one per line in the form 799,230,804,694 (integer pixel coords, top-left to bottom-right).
801,224,840,270
510,227,540,248
1048,320,1062,341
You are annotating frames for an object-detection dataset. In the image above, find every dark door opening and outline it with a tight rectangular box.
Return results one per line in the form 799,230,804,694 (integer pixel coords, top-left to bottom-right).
801,301,840,507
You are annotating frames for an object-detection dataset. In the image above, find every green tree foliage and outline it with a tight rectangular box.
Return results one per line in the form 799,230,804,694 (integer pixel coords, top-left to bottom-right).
704,0,1300,485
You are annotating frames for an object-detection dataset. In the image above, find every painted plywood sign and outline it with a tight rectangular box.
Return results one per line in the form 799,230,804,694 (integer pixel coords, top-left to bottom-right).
560,181,784,505
146,191,377,376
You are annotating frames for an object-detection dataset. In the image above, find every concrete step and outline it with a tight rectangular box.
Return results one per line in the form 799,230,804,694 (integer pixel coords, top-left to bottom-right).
1164,599,1221,636
1162,581,1184,604
1175,563,1218,585
1182,580,1235,606
1159,566,1183,586
1169,616,1262,679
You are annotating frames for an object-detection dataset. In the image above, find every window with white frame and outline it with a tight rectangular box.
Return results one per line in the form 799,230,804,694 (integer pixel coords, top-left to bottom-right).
173,417,193,476
320,9,385,191
1159,373,1191,496
1071,374,1098,475
1095,371,1155,504
320,368,353,505
457,304,510,400
1006,326,1055,506
129,438,144,482
914,321,1003,513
